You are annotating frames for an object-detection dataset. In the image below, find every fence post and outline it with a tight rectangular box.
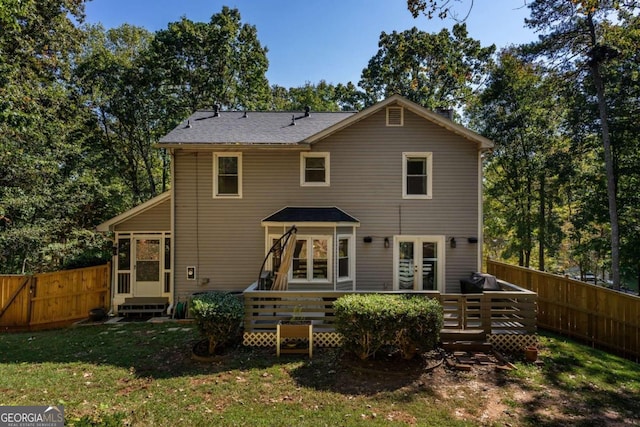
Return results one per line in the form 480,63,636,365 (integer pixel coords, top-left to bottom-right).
27,276,35,328
481,293,491,336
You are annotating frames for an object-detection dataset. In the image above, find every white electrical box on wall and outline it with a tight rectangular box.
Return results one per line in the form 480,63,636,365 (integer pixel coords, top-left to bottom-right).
187,266,196,280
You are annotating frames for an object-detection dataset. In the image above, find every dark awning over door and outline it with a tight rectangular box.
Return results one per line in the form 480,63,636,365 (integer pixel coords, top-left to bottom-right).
262,207,359,224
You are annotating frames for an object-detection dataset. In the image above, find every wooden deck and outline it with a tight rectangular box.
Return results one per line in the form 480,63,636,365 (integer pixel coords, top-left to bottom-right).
241,280,538,352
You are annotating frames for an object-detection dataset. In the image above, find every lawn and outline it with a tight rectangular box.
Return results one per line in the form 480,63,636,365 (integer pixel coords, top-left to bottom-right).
0,321,638,426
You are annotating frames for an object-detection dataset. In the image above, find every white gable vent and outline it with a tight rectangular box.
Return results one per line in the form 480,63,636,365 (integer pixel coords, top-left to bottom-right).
386,106,404,126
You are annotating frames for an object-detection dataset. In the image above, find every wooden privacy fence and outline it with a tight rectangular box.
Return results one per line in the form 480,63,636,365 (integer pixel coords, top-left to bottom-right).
0,264,111,331
487,259,640,361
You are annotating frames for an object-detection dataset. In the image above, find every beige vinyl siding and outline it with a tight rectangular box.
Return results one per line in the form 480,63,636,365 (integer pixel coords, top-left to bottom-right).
114,198,171,232
173,105,480,297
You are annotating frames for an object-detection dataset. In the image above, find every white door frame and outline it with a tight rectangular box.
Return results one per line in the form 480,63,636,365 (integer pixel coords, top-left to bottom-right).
392,235,445,291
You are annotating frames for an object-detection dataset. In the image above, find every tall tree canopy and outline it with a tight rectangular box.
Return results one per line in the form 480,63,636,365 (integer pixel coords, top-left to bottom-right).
75,24,164,203
0,0,116,273
524,0,640,288
148,6,271,113
358,24,494,109
470,50,570,270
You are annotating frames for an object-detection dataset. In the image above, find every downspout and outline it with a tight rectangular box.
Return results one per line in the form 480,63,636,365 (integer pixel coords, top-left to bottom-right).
478,149,488,271
108,233,116,316
169,148,176,315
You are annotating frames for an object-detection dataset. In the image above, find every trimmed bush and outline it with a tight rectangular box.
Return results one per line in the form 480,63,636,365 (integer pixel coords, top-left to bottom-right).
190,292,244,355
394,297,443,359
334,294,397,360
333,294,443,360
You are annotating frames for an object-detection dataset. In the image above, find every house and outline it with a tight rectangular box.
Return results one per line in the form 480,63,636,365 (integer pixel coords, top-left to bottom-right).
98,95,495,314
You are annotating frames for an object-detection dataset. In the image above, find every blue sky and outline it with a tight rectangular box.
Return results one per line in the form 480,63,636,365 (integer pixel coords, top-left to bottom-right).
84,0,537,88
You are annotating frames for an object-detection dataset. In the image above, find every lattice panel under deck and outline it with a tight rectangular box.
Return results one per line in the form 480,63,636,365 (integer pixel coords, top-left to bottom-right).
316,332,343,347
243,332,343,348
245,331,537,353
488,334,538,353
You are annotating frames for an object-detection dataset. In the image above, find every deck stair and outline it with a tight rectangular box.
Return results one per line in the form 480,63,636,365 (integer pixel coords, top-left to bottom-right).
440,328,493,352
118,297,169,317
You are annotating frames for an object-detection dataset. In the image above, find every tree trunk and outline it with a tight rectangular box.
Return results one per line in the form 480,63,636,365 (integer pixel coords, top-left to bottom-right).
539,172,546,271
587,14,621,290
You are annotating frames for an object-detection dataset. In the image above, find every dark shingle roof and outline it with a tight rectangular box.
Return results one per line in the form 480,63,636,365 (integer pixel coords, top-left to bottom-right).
262,207,360,223
158,110,356,146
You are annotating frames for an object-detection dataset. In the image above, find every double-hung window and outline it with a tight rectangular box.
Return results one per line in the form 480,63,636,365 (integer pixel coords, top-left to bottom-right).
403,152,432,199
214,152,242,198
337,236,352,281
300,153,330,186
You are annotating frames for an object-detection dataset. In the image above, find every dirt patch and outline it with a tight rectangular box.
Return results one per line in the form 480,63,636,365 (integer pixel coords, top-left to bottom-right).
321,348,521,425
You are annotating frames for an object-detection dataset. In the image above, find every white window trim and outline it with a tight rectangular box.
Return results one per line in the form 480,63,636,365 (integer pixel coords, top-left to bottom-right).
386,106,404,126
300,152,330,187
337,234,354,282
402,152,432,199
213,152,242,198
289,235,333,284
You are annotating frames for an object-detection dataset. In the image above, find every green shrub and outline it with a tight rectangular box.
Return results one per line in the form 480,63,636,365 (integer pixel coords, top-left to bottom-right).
334,294,397,360
333,294,443,360
394,297,443,359
190,292,244,355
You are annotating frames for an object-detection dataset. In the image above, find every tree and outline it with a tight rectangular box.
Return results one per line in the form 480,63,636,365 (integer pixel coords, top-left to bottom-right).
407,0,473,20
148,7,271,113
525,0,639,288
358,24,494,109
269,81,364,112
0,0,115,273
75,24,165,203
471,50,569,269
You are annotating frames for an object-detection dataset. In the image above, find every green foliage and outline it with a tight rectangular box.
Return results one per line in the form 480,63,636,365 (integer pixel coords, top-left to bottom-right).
334,294,397,360
0,0,126,274
471,50,570,270
393,297,443,359
358,24,495,109
190,292,244,355
270,80,364,112
148,7,270,112
334,294,443,360
522,0,640,287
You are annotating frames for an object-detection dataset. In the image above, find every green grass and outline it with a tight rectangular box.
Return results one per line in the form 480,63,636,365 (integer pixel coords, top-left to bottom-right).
0,322,638,426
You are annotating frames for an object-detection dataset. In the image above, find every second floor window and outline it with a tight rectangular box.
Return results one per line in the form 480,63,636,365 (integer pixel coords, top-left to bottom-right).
403,152,432,199
214,152,242,198
301,152,330,186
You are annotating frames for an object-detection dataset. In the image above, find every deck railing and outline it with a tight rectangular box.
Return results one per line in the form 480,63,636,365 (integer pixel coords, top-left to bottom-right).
242,281,537,337
487,259,640,361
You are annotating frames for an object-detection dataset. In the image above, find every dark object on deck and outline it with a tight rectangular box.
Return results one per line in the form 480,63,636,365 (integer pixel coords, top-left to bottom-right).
460,272,501,294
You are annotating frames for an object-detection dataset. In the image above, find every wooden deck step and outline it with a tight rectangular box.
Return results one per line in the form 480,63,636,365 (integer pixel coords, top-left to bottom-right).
118,297,169,317
441,340,493,352
440,328,486,342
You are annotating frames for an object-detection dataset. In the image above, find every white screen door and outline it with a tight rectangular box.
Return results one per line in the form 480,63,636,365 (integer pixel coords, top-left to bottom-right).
134,237,162,297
